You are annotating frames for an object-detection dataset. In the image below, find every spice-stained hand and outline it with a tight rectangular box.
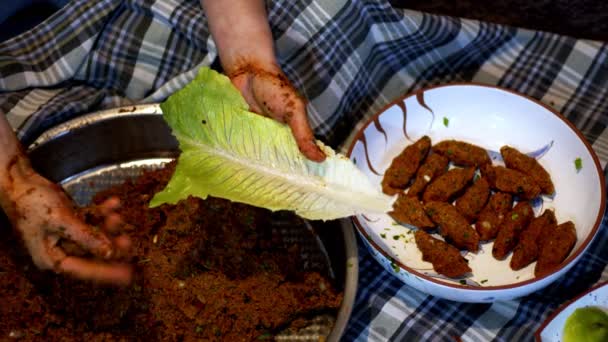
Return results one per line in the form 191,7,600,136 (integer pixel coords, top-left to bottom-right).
229,65,326,162
2,155,132,285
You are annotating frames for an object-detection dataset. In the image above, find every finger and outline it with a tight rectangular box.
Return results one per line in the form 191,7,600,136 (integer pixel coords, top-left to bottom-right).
44,233,68,266
58,257,133,286
54,210,115,259
113,235,131,256
286,111,326,162
46,235,132,285
251,75,326,162
98,196,121,216
104,213,123,234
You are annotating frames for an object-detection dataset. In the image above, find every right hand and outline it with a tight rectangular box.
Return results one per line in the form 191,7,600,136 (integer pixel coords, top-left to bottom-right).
2,155,132,285
201,0,326,162
229,63,326,162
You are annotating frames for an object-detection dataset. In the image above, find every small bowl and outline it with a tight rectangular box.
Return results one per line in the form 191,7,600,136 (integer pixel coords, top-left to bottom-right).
346,84,605,303
535,281,608,341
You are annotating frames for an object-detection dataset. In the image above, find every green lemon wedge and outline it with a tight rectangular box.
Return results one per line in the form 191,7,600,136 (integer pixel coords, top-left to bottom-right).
563,306,608,342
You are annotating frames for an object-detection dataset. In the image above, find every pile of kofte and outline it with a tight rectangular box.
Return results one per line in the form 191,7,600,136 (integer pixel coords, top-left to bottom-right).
382,136,577,279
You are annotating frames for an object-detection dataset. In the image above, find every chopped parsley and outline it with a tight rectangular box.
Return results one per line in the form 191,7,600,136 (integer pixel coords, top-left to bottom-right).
380,233,387,239
390,261,400,273
480,279,488,284
574,157,583,172
257,333,273,340
459,279,467,285
443,117,449,127
393,235,401,240
511,213,519,220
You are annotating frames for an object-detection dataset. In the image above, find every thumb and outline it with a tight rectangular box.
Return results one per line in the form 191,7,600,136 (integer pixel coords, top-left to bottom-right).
250,74,326,162
286,108,326,162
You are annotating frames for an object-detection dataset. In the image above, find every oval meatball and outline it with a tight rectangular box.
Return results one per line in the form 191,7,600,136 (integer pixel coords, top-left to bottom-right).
415,230,472,278
455,176,491,222
475,192,513,241
510,209,557,270
422,167,475,203
433,140,491,167
501,145,555,195
407,153,449,199
481,164,541,200
492,201,534,259
389,194,435,230
424,201,480,252
382,136,432,195
535,221,576,277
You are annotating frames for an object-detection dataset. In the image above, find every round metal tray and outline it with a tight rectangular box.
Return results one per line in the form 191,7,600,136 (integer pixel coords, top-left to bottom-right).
27,104,357,341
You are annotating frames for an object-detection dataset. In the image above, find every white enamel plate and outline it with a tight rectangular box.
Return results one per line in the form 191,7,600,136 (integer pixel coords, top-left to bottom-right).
347,84,605,302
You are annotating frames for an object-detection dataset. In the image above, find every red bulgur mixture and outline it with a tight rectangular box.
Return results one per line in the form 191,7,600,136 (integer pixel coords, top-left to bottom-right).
0,163,342,341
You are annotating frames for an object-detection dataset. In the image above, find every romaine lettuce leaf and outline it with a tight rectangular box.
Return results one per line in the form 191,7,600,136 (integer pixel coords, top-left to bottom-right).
150,67,395,220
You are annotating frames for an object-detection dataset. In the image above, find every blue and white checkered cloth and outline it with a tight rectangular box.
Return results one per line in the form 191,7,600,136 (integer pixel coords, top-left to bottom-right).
1,0,606,340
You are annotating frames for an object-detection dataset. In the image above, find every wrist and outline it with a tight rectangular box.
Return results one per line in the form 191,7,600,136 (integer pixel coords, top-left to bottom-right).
201,0,278,75
0,152,35,221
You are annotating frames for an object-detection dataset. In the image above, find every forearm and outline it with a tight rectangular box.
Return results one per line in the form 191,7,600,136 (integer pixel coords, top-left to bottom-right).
0,113,21,170
200,0,279,75
0,114,30,218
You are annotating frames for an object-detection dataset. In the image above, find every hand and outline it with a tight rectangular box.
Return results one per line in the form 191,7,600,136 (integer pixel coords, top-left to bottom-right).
200,0,325,162
2,155,132,285
229,63,326,162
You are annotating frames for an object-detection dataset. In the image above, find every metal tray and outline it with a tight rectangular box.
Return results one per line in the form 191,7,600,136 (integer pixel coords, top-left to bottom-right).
27,104,357,341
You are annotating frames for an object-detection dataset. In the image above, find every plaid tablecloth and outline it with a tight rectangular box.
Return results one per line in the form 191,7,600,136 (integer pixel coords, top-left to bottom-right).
1,0,607,341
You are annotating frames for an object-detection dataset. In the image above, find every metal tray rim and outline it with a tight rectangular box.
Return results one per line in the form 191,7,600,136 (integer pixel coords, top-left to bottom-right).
27,103,358,341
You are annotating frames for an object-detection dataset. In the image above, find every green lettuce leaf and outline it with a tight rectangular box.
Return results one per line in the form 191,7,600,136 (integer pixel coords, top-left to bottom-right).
150,67,395,220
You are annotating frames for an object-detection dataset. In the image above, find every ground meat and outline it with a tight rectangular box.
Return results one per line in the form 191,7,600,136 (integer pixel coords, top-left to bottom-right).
432,140,491,167
389,194,435,230
414,230,471,278
510,209,557,270
0,163,342,341
407,153,449,198
481,164,541,200
535,221,577,277
422,167,475,203
454,176,491,222
424,201,480,252
492,201,534,259
382,136,431,195
500,145,555,195
474,192,513,241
